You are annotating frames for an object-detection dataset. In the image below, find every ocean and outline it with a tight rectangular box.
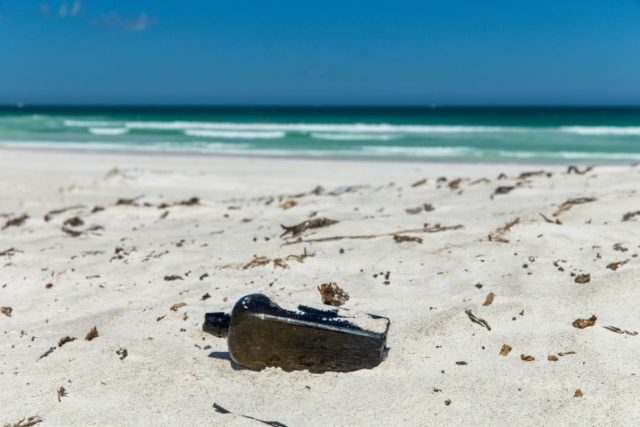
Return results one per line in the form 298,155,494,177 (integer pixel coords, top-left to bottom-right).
1,106,640,163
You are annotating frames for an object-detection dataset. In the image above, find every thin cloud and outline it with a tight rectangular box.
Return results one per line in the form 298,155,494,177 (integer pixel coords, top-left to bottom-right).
41,2,83,18
96,12,157,32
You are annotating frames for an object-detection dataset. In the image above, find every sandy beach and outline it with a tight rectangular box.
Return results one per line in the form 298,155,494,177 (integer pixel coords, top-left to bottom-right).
1,147,640,426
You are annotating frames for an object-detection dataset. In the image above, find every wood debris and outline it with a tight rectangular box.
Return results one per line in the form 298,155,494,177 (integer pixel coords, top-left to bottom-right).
622,211,640,222
318,282,349,306
606,260,628,271
170,303,187,312
1,306,12,317
57,386,67,402
553,197,596,216
44,205,85,221
465,309,491,331
488,217,520,243
85,326,99,341
482,292,495,306
5,416,43,427
58,336,76,347
520,354,535,362
38,346,56,360
574,274,591,284
499,344,512,356
280,218,338,238
393,234,423,244
2,214,28,230
573,315,597,329
603,325,638,336
539,213,561,225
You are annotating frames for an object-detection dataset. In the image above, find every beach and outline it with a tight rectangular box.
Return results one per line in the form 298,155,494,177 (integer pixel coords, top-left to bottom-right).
1,147,640,426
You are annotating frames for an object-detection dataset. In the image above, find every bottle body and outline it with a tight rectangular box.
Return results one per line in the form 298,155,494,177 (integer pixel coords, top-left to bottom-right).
204,294,390,373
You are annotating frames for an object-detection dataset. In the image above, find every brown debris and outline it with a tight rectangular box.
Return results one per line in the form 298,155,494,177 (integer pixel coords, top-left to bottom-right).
280,218,338,238
606,260,628,271
493,186,514,196
1,306,12,317
465,309,491,331
499,344,512,356
61,224,103,237
157,197,200,209
58,336,76,347
573,315,597,329
518,170,548,179
5,416,43,427
411,178,427,187
574,274,591,284
318,282,350,306
613,243,628,252
164,275,183,281
539,213,562,225
448,178,462,190
455,361,467,365
280,199,297,210
482,292,495,306
603,325,638,336
553,197,596,216
2,214,28,230
170,302,187,312
558,351,576,356
44,205,85,221
212,402,287,427
547,355,559,362
63,216,84,227
520,354,535,362
488,217,520,243
574,389,583,398
242,256,271,269
85,326,99,341
393,234,423,244
405,203,434,214
201,293,211,301
0,247,21,257
567,165,593,175
57,386,67,402
622,211,640,222
38,346,56,360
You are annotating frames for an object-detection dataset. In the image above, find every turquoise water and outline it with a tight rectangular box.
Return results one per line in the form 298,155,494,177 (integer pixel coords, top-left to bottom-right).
2,107,640,163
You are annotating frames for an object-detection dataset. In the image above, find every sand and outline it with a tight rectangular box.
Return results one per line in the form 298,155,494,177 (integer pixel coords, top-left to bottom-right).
1,147,640,426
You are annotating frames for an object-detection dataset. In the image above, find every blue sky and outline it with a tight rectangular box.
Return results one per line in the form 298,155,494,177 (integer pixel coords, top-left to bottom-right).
0,0,639,105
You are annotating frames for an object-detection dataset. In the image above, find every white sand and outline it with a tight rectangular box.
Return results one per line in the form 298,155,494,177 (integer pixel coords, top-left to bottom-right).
1,147,639,426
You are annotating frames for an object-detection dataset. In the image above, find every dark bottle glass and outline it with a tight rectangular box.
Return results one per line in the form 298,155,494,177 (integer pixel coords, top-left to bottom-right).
203,294,390,373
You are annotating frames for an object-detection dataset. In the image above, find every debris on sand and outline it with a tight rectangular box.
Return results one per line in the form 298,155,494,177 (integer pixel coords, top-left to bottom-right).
201,293,211,301
518,170,549,179
2,214,28,230
573,315,597,329
57,386,67,402
622,211,640,222
85,326,99,341
482,292,495,306
553,197,596,216
44,205,85,221
411,178,427,187
232,249,315,270
212,402,288,427
1,306,13,317
318,282,350,306
603,325,638,336
170,303,187,312
613,243,628,252
465,309,491,331
499,344,512,356
164,275,183,281
280,199,297,210
63,216,84,227
493,186,514,196
393,234,423,244
574,389,583,398
567,165,593,175
61,224,103,237
38,346,56,360
5,416,43,427
488,218,520,243
58,336,76,347
157,197,200,209
574,274,591,284
547,355,559,361
405,204,434,214
0,247,21,257
606,260,628,271
539,213,562,225
115,195,145,206
116,348,128,360
280,218,339,238
520,354,535,362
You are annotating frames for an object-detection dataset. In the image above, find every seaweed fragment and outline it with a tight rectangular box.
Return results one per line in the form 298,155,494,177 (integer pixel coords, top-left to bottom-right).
57,386,67,402
38,346,56,360
603,325,638,336
393,234,423,244
488,218,520,243
318,282,349,306
499,344,512,356
622,211,640,222
553,197,596,216
2,214,28,230
85,326,99,341
58,336,76,347
482,292,495,306
573,315,597,329
465,309,491,331
280,218,338,237
285,223,463,244
1,306,12,317
44,205,85,221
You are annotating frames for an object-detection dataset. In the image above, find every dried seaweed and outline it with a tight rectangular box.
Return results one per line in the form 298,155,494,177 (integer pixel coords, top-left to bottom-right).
499,344,512,356
116,348,128,360
213,403,287,427
2,214,28,230
170,303,187,311
5,416,43,427
547,355,559,361
58,336,76,347
116,195,145,206
164,275,183,281
567,165,593,175
573,315,597,329
411,178,427,187
553,197,596,216
280,199,297,210
201,293,211,301
606,260,628,271
280,218,338,237
318,282,350,306
448,178,462,190
44,205,85,221
574,389,583,398
393,234,423,244
157,197,200,209
520,354,535,362
1,306,12,317
539,213,562,225
482,292,495,306
622,211,640,222
57,386,67,402
0,247,21,257
85,326,99,341
465,309,491,331
63,216,84,227
488,217,520,243
61,224,103,237
493,186,514,196
574,274,591,284
603,325,638,336
405,204,434,214
285,223,463,245
518,170,548,179
38,347,56,360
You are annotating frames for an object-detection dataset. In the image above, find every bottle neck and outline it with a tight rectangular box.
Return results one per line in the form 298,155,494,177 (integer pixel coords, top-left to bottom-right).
203,312,231,338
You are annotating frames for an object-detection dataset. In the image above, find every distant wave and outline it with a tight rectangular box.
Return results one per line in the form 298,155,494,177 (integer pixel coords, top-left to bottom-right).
561,126,640,136
89,127,129,135
65,120,121,127
311,133,401,141
360,146,477,157
184,129,285,139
